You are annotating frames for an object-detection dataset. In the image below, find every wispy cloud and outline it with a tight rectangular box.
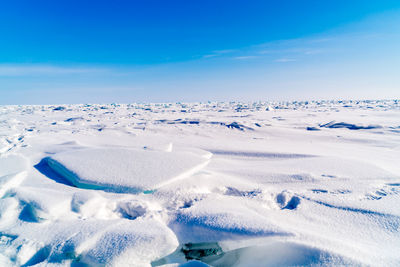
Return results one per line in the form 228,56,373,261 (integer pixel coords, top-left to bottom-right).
233,56,258,60
0,64,111,76
304,49,325,55
202,54,218,59
200,34,335,63
212,49,236,54
201,49,236,59
274,58,296,63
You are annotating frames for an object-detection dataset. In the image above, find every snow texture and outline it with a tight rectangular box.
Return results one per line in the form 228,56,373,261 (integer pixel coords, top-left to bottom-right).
0,100,399,266
47,148,209,193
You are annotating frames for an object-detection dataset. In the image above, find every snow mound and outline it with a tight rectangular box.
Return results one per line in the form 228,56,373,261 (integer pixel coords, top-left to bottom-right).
45,148,210,193
206,241,359,266
174,197,291,242
154,241,359,267
76,220,178,266
0,155,28,177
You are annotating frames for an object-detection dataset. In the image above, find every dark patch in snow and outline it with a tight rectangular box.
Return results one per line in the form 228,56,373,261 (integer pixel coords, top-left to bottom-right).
154,119,253,131
181,200,194,209
224,187,261,197
182,242,223,261
311,189,328,194
321,174,336,178
365,184,400,201
18,202,43,223
64,117,84,122
22,245,52,266
319,121,382,130
284,196,301,210
152,242,223,266
333,189,352,194
34,158,76,187
276,192,301,210
225,122,253,131
207,150,315,159
35,157,147,194
116,202,147,220
306,127,320,131
272,116,285,121
180,120,200,125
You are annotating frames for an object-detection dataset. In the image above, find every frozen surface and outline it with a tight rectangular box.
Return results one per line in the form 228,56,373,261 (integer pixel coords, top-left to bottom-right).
47,148,209,193
0,100,399,266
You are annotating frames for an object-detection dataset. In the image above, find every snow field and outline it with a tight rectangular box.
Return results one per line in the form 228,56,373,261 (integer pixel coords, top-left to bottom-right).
0,100,399,266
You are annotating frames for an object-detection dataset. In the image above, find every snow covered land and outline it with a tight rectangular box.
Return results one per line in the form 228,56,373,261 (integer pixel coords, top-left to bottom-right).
0,100,399,266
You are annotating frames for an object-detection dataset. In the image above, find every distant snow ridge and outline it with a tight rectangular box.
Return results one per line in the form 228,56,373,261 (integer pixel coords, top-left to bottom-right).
45,148,210,193
319,121,382,130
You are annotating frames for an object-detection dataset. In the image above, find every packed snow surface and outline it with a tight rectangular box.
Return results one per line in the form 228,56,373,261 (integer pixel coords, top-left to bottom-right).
47,148,209,193
0,100,399,266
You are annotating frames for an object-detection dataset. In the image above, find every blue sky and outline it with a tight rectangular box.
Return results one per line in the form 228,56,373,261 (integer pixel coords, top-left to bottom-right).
1,1,399,104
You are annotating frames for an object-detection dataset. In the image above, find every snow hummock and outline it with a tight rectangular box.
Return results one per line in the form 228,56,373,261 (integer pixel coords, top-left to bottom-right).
45,148,210,193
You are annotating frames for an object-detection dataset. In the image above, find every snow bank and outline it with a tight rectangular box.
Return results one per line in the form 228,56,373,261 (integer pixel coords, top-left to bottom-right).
47,148,210,193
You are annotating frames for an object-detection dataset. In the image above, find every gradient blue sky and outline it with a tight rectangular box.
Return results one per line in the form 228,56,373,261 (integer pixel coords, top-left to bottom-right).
1,1,399,104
